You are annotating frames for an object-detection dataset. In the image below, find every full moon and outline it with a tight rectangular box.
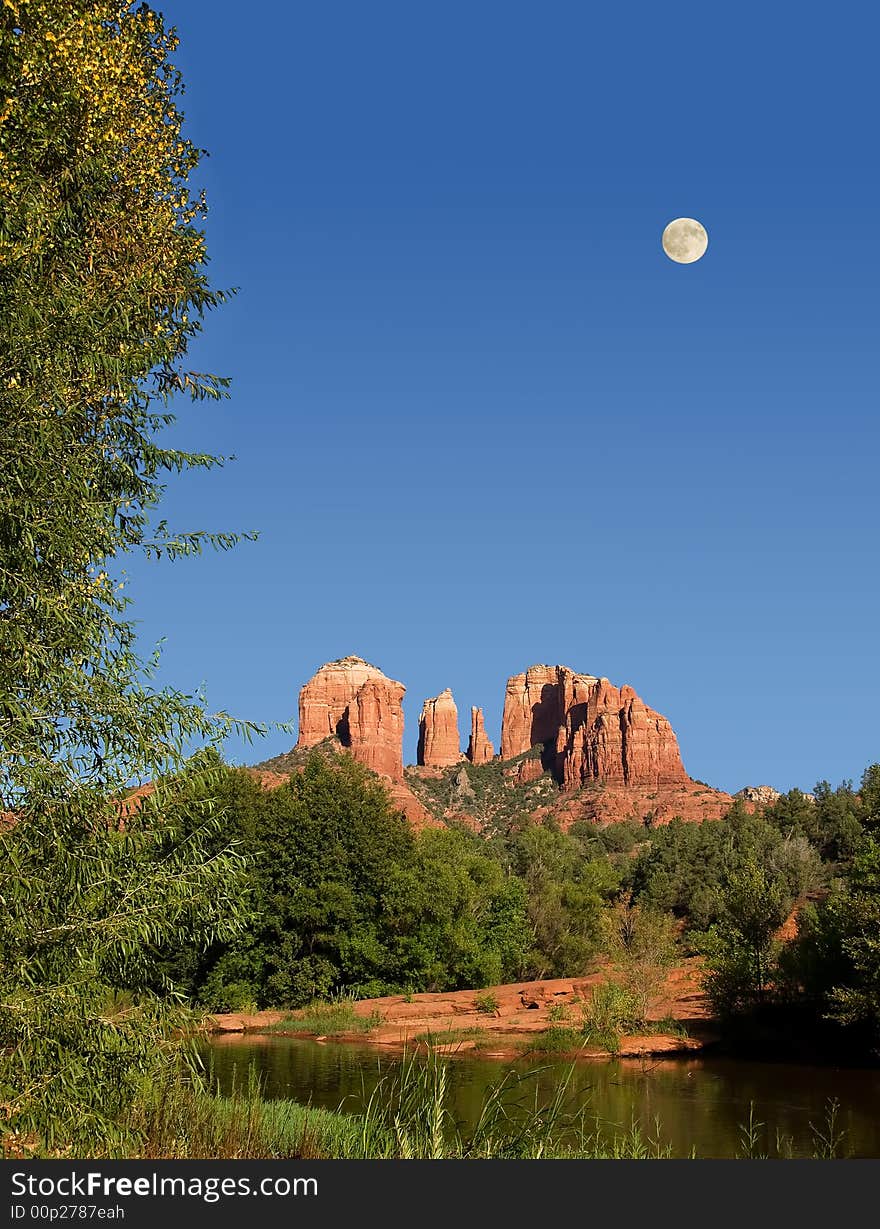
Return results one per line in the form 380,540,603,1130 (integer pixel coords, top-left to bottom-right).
662,217,708,264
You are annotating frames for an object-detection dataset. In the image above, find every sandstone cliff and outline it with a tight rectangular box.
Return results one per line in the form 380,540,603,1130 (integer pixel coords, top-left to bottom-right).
466,706,494,765
273,653,736,831
417,689,462,767
501,664,688,789
295,655,405,781
500,665,565,761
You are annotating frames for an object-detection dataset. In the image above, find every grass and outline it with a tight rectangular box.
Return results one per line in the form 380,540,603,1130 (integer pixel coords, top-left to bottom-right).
412,1027,491,1048
516,988,691,1058
126,1071,364,1159
579,981,642,1048
646,1015,689,1039
474,992,500,1014
736,1099,848,1160
88,1056,852,1160
518,1027,588,1056
264,998,383,1036
121,1057,680,1160
547,1001,572,1023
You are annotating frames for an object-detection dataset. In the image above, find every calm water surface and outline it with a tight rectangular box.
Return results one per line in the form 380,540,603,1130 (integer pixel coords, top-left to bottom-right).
204,1036,880,1158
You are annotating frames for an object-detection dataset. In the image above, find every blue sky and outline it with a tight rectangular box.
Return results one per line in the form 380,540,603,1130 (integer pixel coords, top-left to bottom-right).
126,1,879,793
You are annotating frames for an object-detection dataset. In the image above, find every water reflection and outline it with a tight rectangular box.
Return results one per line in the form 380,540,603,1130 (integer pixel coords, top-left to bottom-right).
204,1036,880,1158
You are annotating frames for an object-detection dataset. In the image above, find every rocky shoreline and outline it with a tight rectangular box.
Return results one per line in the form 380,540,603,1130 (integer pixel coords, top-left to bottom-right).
205,963,717,1061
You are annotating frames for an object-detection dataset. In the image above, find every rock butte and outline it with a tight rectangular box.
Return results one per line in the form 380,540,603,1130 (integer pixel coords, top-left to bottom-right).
111,657,773,833
271,655,741,828
417,689,462,768
295,655,405,782
467,706,494,765
501,664,688,790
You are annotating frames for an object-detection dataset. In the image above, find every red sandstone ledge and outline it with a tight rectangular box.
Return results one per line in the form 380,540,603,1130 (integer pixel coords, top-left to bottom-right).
205,962,717,1059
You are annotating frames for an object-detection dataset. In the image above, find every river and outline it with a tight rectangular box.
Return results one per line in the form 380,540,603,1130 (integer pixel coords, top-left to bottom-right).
204,1035,880,1158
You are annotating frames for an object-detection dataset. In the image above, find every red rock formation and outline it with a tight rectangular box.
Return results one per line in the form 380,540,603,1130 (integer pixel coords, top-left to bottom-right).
508,756,546,785
295,656,405,781
734,785,781,807
417,689,461,767
271,654,731,830
500,665,566,760
549,782,734,828
501,664,688,789
466,706,495,765
384,779,444,830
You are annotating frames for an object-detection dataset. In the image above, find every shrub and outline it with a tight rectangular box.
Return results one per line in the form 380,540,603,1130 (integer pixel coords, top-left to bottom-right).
581,981,643,1040
547,1002,571,1023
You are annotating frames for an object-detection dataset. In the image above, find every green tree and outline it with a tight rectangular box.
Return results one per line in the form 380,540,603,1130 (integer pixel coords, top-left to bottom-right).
630,817,727,927
825,835,880,1036
765,782,863,865
631,805,822,932
166,756,532,1007
784,767,880,1047
208,754,417,1007
508,824,618,978
0,2,256,1151
701,857,789,1015
0,758,252,1152
603,901,679,1023
396,828,530,991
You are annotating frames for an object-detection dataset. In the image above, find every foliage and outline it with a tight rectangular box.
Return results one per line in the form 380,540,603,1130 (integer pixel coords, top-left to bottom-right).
580,981,643,1050
631,806,823,930
698,857,789,1016
823,836,880,1037
268,998,383,1036
349,1050,604,1159
503,823,619,979
0,1,257,1151
763,782,864,866
0,757,254,1152
412,1027,490,1048
601,901,678,1022
0,0,257,807
781,767,880,1047
160,752,533,1008
403,749,557,831
126,1067,365,1161
519,1026,587,1055
397,825,531,991
474,992,500,1015
572,817,652,858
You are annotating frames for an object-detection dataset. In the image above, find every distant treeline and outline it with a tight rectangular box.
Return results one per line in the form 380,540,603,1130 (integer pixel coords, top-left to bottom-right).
153,749,880,1057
